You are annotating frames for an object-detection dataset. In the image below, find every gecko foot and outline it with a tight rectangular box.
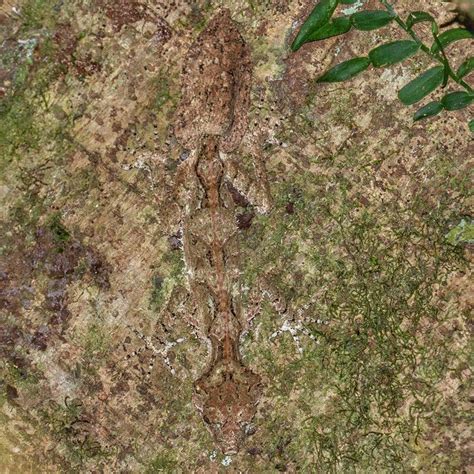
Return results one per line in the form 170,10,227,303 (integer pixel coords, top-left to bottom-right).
123,325,185,377
269,315,328,355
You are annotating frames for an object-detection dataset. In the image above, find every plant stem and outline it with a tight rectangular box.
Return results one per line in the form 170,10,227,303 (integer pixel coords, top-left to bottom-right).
432,31,451,87
379,0,473,94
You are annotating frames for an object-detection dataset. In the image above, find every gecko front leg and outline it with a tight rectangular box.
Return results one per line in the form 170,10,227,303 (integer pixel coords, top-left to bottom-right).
223,151,272,215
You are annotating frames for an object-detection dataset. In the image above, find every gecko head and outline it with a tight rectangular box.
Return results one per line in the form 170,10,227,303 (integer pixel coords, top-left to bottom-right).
194,359,261,454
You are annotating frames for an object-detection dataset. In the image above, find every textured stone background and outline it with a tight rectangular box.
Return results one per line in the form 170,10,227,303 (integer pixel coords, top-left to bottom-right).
0,0,472,471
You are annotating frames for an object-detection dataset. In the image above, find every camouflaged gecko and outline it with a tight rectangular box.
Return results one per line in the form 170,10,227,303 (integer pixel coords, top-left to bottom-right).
173,9,262,454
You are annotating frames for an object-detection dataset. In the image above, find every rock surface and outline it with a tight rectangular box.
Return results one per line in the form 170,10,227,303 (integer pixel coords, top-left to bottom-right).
0,0,472,471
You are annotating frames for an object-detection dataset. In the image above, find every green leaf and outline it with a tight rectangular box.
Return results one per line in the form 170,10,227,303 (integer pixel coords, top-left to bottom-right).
368,40,420,67
398,66,445,105
306,16,352,42
440,91,474,110
317,57,371,82
413,101,443,121
469,119,474,132
457,57,474,78
406,11,435,29
350,10,395,31
291,0,339,51
431,28,474,53
340,0,358,3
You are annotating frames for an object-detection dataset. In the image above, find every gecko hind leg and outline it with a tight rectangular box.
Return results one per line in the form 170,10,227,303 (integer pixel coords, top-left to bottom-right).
262,289,322,354
269,319,319,355
123,325,185,377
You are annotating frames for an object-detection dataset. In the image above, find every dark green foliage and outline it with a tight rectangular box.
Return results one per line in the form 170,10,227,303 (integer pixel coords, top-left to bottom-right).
291,0,338,51
413,101,443,121
350,10,395,31
306,16,351,42
291,0,473,128
440,91,474,110
368,40,419,67
457,57,474,78
398,66,445,105
430,28,474,53
406,11,435,29
317,57,370,82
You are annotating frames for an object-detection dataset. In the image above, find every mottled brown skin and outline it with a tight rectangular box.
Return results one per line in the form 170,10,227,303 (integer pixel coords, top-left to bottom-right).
173,10,261,454
174,9,251,153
